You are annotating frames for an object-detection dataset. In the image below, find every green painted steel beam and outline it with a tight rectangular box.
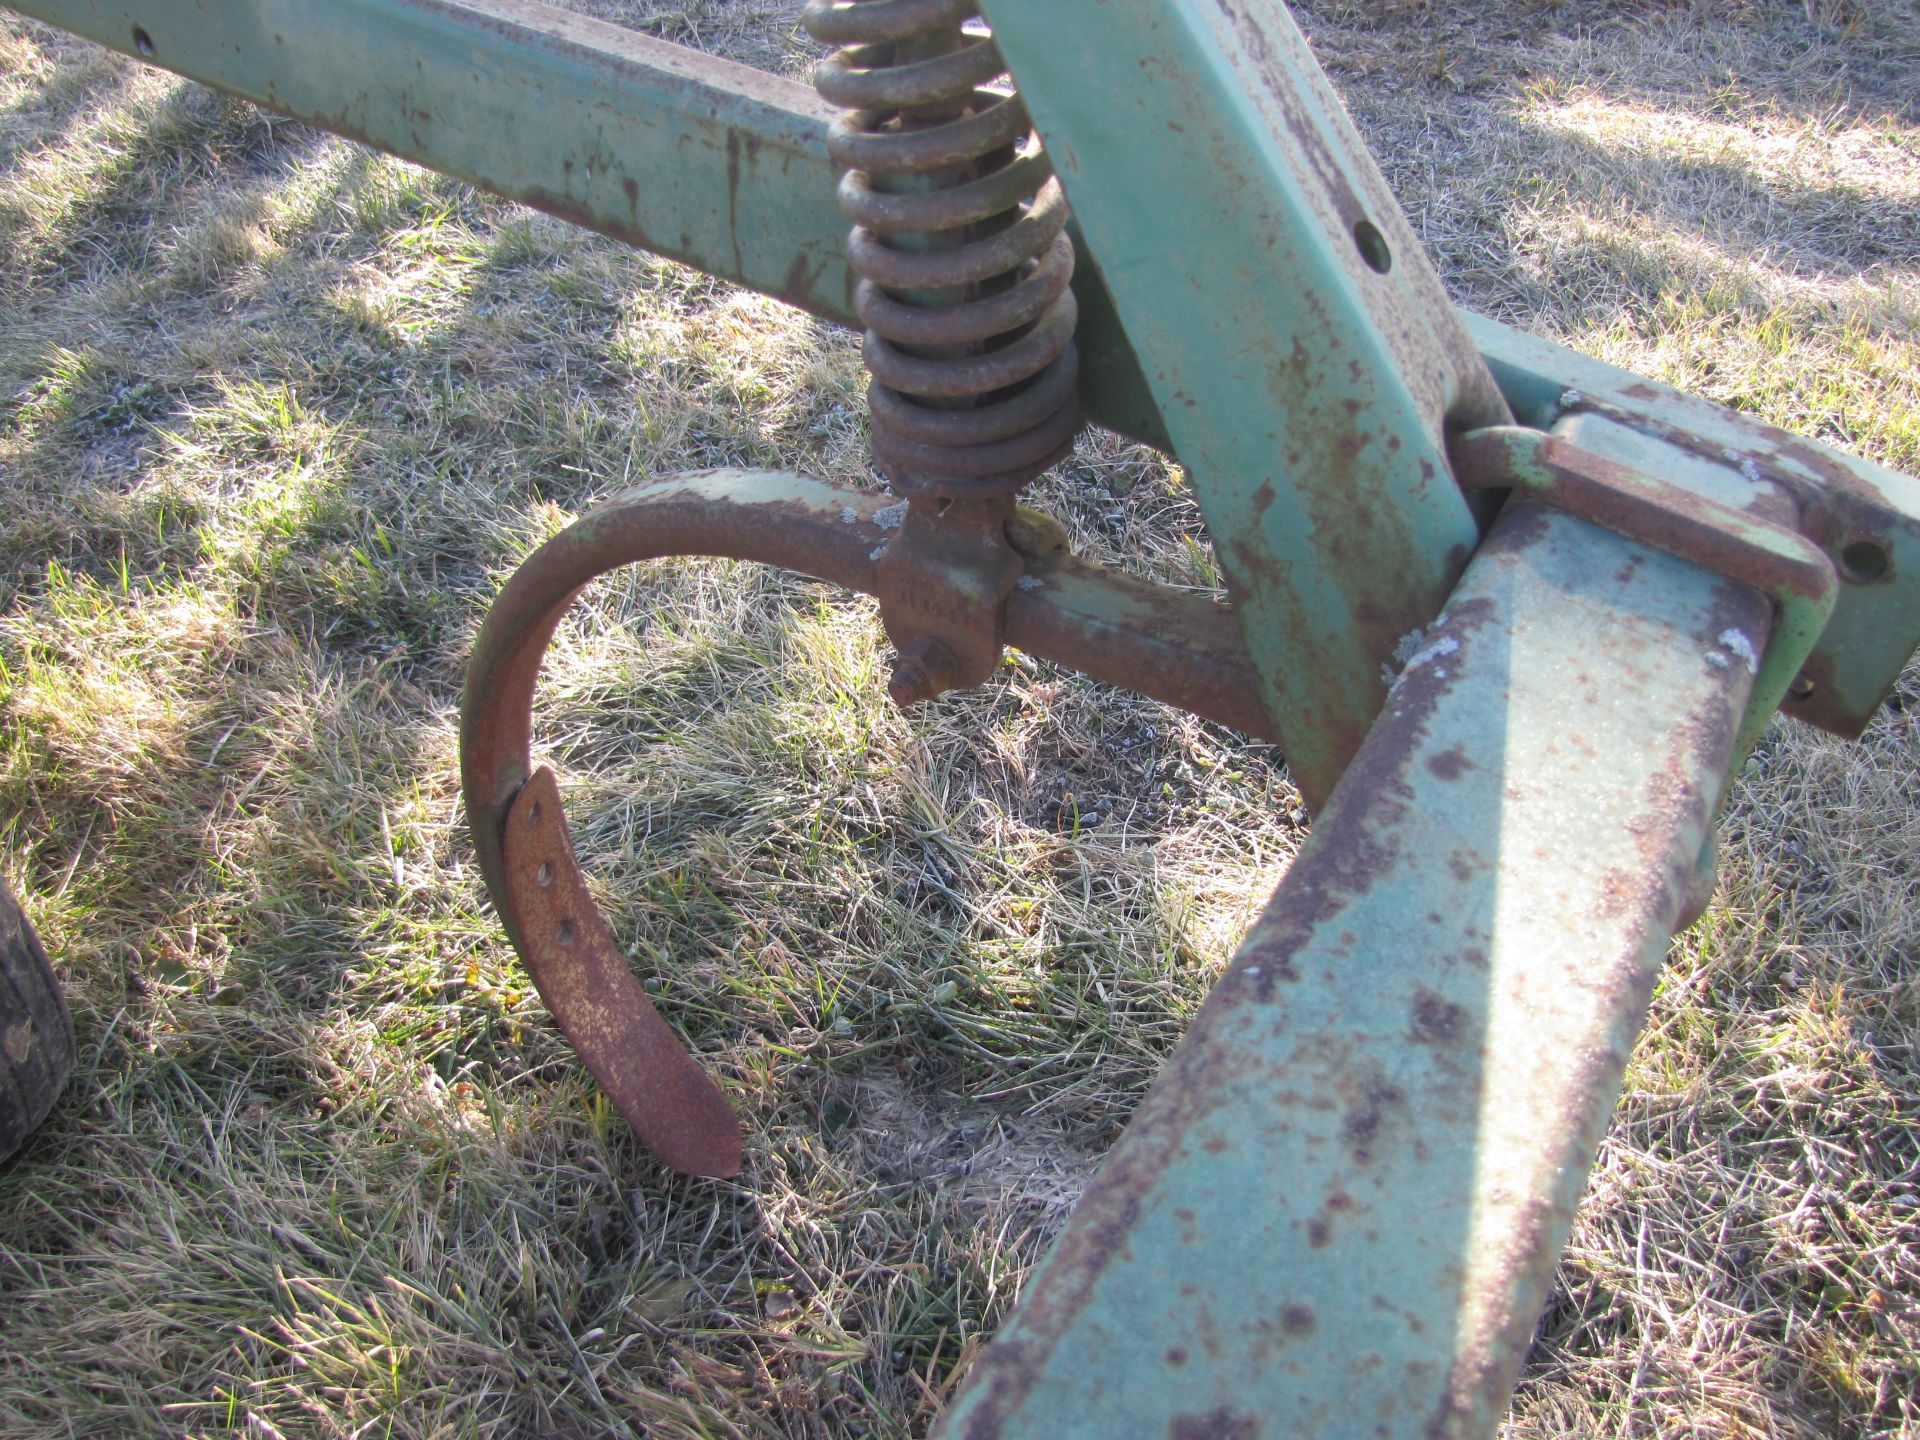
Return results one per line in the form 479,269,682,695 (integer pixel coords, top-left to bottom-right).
938,500,1768,1439
8,0,1918,745
48,0,852,321
981,0,1511,805
0,0,1171,451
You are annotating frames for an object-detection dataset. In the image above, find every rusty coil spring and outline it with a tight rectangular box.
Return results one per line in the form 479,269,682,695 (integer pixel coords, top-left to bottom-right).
802,0,1081,499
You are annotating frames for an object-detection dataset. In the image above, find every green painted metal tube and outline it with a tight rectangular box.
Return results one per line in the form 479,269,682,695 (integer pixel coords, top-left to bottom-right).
981,0,1510,806
938,503,1767,1438
0,0,1170,450
43,0,852,318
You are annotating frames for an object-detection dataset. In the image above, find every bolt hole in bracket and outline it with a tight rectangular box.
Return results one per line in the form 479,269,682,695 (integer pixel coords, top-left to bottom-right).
1842,538,1890,584
1352,217,1392,274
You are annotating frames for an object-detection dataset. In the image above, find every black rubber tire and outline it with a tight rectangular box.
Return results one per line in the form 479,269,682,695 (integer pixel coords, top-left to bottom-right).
0,874,74,1162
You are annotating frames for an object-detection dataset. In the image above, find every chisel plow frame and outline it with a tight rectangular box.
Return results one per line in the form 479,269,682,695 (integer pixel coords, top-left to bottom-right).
9,1,1919,1434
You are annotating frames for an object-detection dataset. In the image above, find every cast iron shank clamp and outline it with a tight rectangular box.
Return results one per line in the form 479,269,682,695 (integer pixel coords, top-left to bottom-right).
1449,424,1839,764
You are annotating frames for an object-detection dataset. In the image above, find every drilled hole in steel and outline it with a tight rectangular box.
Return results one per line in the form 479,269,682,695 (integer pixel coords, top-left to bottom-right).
555,919,576,946
1840,540,1890,583
1787,672,1817,703
131,25,155,56
535,861,553,888
1353,219,1392,274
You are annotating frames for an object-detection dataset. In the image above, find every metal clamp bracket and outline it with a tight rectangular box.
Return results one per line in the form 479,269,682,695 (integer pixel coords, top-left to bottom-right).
1451,424,1839,760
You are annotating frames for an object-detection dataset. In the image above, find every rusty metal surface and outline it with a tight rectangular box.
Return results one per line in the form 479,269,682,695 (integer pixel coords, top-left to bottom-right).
938,500,1768,1439
502,768,742,1177
980,0,1513,808
461,468,1277,1171
1003,545,1273,739
1452,422,1838,761
1451,428,1834,608
461,471,882,1177
872,494,1026,704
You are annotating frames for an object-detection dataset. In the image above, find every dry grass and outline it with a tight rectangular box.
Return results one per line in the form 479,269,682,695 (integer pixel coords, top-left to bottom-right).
0,1,1913,1436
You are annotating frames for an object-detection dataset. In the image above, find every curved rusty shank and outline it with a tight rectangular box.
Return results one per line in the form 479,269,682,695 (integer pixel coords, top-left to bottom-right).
461,470,884,1178
462,467,1277,1177
501,765,742,1176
